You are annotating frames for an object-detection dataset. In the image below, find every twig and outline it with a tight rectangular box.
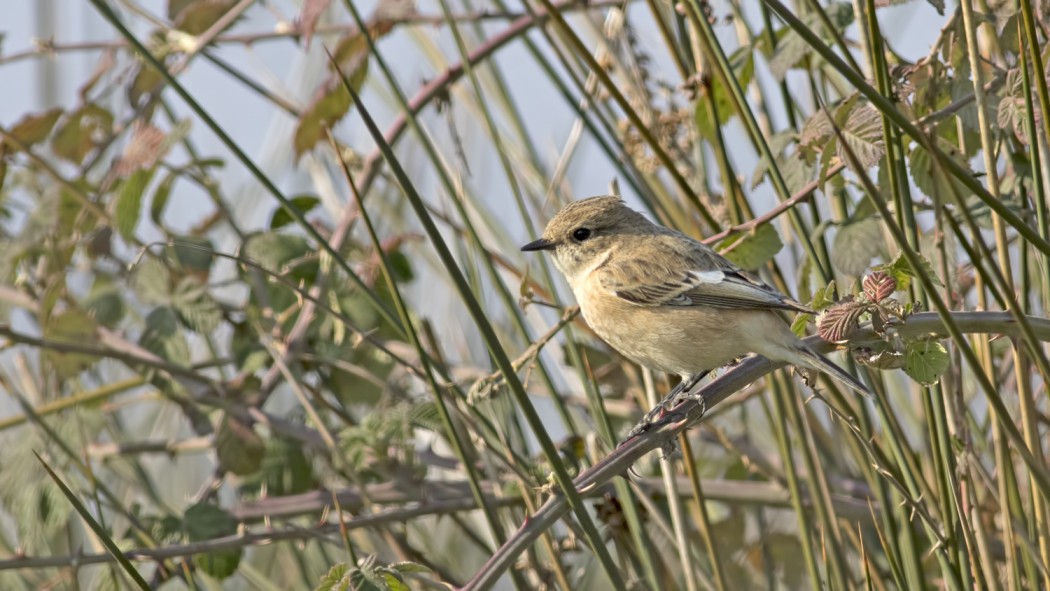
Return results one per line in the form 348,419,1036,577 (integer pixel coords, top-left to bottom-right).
0,475,874,572
0,3,630,66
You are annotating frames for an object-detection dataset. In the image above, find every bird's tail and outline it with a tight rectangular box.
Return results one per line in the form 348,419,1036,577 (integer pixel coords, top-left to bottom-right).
794,346,873,399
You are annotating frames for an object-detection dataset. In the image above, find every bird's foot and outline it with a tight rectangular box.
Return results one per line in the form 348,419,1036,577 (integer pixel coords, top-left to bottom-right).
620,372,710,445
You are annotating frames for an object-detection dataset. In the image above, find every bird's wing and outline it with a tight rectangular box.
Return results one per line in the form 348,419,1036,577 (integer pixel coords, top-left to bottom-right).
600,236,813,313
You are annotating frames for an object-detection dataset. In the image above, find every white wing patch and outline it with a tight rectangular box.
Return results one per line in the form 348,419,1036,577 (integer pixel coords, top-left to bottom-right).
689,270,725,284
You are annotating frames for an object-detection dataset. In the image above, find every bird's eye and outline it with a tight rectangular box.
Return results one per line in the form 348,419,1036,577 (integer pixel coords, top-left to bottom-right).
572,228,592,242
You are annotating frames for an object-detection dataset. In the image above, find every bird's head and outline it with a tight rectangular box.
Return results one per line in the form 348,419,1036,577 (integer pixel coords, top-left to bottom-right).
521,196,655,284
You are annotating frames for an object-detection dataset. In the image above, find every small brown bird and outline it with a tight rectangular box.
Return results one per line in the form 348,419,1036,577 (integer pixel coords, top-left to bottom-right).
521,196,871,398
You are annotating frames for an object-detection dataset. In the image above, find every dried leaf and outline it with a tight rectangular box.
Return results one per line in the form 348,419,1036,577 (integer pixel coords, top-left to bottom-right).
113,122,169,177
51,104,114,165
4,108,63,151
299,0,332,47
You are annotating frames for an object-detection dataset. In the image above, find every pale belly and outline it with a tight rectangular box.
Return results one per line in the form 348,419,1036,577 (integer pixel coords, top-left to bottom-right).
576,288,756,377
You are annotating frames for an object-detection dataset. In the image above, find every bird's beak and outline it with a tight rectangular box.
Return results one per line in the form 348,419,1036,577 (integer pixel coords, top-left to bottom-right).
521,238,556,252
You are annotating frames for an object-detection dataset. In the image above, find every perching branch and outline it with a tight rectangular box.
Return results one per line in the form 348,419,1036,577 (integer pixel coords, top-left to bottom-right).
462,311,1050,590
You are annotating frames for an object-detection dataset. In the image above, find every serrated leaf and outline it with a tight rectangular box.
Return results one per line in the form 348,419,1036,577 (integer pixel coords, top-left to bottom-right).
317,563,351,591
800,98,884,172
837,103,884,168
242,231,318,280
113,122,169,177
270,194,321,229
171,277,221,333
717,224,783,270
817,300,867,342
873,251,943,292
43,309,100,378
5,108,63,150
407,402,442,432
862,271,897,303
50,104,114,165
215,416,266,476
131,257,173,305
831,217,883,276
390,561,432,575
114,168,154,241
904,340,949,385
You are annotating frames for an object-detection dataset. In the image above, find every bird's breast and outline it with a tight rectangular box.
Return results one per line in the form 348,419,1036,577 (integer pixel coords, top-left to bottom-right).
573,280,752,376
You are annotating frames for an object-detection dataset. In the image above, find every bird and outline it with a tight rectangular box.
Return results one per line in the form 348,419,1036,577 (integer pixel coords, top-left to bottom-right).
520,195,871,401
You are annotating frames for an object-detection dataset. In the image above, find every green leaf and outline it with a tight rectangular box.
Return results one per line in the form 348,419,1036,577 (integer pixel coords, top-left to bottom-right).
694,48,754,141
904,340,949,385
131,257,173,305
171,277,221,333
240,435,317,497
831,217,883,276
766,2,855,79
294,33,370,157
717,224,783,270
386,249,415,283
140,306,190,366
86,275,126,328
43,309,100,378
242,231,316,277
215,416,266,476
800,97,884,173
172,0,239,34
128,64,165,106
270,194,321,229
873,251,943,292
165,236,215,275
183,502,241,579
115,168,155,242
150,171,176,227
316,563,351,591
908,140,973,204
5,108,63,150
50,104,114,165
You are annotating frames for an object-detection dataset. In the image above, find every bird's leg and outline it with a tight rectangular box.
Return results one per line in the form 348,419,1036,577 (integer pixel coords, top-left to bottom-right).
622,371,711,443
669,371,708,405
